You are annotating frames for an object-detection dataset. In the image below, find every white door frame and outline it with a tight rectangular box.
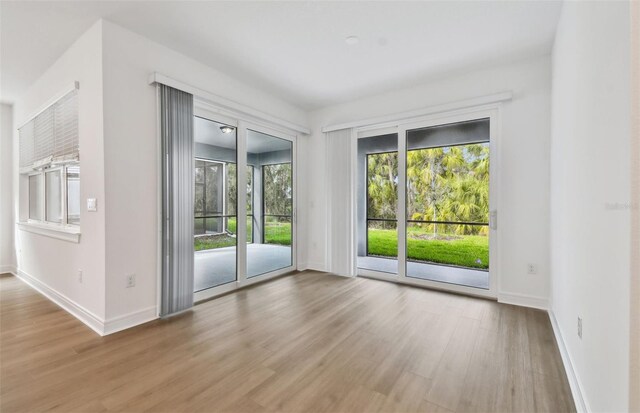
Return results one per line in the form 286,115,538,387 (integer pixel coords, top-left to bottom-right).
241,121,298,281
352,104,501,299
191,106,298,303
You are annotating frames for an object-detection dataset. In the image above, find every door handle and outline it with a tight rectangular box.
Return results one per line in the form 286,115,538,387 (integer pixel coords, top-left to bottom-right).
490,210,497,230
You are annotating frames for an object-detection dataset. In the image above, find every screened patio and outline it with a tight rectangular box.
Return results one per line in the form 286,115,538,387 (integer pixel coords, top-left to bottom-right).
194,117,293,292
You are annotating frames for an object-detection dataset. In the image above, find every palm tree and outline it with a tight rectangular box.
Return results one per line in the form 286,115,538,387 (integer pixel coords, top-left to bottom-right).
368,142,489,237
367,152,398,229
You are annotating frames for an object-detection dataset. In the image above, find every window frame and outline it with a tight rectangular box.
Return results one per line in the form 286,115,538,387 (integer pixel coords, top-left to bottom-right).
44,166,64,224
25,163,80,231
194,158,228,235
65,164,81,226
28,171,44,222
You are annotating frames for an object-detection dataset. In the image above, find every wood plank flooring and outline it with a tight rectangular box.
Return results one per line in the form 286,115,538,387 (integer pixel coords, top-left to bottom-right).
0,271,575,413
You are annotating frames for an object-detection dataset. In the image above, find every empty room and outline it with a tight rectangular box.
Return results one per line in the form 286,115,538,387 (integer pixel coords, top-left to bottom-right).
0,1,638,412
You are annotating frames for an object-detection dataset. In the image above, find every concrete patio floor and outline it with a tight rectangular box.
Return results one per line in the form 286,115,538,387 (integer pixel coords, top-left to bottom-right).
357,255,489,289
195,244,293,292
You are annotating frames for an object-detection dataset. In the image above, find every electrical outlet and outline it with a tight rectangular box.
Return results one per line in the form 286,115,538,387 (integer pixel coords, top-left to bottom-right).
77,270,83,284
527,263,538,274
126,274,136,288
577,317,583,339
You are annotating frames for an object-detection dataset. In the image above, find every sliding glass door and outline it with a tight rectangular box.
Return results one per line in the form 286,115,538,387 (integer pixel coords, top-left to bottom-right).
246,129,294,278
193,108,296,298
356,114,495,295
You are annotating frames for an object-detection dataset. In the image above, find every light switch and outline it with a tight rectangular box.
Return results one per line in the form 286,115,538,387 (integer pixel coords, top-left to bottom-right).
87,198,97,212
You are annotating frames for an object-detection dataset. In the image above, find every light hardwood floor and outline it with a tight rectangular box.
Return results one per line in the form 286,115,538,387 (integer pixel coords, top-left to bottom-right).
0,271,575,413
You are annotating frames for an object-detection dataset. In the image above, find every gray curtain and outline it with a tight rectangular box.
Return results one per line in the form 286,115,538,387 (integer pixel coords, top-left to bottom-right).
160,84,194,317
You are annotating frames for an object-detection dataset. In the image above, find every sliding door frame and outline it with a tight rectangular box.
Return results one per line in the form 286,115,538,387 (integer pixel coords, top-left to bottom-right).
353,105,501,299
243,121,297,281
192,106,298,303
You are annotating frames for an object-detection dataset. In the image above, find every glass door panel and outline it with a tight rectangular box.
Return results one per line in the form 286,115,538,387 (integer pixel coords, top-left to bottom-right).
246,129,293,278
193,116,237,292
356,133,399,274
405,119,490,289
247,129,293,278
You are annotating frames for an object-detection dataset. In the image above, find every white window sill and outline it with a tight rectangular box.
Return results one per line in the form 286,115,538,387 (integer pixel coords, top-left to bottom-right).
17,222,81,243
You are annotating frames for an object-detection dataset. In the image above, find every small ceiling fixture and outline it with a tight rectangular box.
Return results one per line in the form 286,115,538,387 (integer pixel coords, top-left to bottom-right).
220,125,234,134
345,36,359,45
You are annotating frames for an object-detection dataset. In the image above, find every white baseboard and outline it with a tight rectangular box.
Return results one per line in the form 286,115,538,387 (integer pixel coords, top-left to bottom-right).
548,310,589,413
13,269,158,336
15,269,106,335
103,306,158,335
0,264,17,275
497,291,548,310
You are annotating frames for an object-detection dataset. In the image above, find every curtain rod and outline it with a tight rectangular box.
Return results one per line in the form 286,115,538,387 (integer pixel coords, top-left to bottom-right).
148,72,310,135
322,91,513,133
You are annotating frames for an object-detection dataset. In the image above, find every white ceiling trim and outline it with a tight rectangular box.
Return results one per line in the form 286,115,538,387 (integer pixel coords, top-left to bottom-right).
322,91,513,133
148,72,311,135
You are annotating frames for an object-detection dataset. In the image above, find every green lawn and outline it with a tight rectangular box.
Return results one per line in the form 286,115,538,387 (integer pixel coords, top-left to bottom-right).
264,222,292,245
227,218,253,242
194,234,236,251
194,218,291,251
367,228,489,269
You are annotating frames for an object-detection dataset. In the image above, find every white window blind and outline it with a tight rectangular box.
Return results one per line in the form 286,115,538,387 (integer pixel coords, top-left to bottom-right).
54,90,79,161
19,89,79,170
33,106,54,165
19,121,34,168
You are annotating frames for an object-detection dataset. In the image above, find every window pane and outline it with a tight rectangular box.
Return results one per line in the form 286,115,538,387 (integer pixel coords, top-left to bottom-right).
406,143,490,271
29,174,43,221
246,215,253,243
45,170,62,223
194,217,205,235
367,152,398,219
263,163,292,216
194,184,204,217
226,163,237,216
247,166,253,215
66,166,80,225
205,163,222,215
195,161,204,183
194,160,225,229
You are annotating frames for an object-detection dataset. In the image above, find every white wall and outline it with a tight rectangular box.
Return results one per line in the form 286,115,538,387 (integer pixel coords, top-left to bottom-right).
7,18,309,332
0,103,16,273
8,18,309,333
305,55,553,304
631,3,640,411
100,21,308,322
12,21,107,320
550,2,632,412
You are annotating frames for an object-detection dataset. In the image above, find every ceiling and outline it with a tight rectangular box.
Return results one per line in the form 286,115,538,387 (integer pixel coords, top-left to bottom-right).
195,117,236,150
0,1,563,109
195,116,291,154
